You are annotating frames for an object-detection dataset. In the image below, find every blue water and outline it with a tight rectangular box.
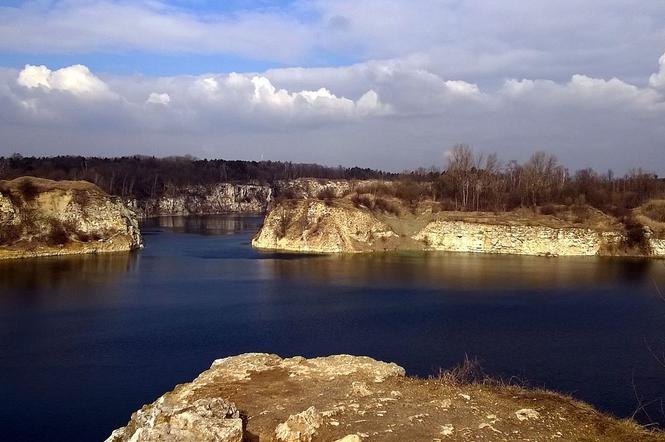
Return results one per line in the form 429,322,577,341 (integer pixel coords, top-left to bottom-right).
1,215,665,441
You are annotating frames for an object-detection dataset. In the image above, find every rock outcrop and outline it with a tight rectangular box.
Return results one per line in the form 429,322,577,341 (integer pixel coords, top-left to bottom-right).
129,179,357,218
413,220,623,256
107,353,661,442
131,183,273,217
252,199,400,253
253,199,665,257
0,177,142,259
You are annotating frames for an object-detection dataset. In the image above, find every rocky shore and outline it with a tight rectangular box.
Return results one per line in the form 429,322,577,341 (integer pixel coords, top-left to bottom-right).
107,353,661,442
253,198,665,257
0,177,142,259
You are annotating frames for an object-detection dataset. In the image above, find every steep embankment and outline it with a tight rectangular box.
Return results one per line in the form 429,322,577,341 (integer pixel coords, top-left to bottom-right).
107,353,661,442
253,198,664,257
0,177,142,259
132,183,273,217
129,179,356,217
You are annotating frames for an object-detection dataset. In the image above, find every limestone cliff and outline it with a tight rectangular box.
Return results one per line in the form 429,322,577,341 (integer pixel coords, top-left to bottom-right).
107,353,660,442
132,183,273,217
252,199,400,253
0,177,142,259
253,199,665,257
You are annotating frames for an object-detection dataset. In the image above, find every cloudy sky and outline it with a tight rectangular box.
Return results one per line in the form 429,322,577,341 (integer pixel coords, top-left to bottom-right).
0,0,664,172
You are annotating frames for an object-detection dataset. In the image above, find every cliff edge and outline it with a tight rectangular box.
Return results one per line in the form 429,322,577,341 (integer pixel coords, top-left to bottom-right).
0,177,142,259
107,353,661,442
253,197,664,257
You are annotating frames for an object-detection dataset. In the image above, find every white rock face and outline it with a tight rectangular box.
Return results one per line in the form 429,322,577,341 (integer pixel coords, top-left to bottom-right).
0,177,142,259
275,406,323,442
106,353,654,441
252,199,398,253
107,353,405,442
414,220,622,256
252,199,639,257
106,397,242,442
136,183,273,217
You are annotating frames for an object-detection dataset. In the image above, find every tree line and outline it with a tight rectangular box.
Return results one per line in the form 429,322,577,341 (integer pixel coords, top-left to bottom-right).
1,149,663,215
401,144,664,215
0,154,396,199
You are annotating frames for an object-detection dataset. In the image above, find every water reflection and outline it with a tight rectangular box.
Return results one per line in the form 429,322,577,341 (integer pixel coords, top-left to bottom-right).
143,215,257,235
259,251,665,291
0,252,138,305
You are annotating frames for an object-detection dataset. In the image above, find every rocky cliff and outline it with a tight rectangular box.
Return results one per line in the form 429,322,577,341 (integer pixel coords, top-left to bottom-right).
107,353,660,442
131,183,273,217
253,198,665,257
0,177,142,259
129,179,359,217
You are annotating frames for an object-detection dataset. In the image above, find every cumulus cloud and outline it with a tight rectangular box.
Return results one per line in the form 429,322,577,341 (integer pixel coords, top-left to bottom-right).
1,56,665,173
146,92,170,105
649,53,665,89
17,64,111,97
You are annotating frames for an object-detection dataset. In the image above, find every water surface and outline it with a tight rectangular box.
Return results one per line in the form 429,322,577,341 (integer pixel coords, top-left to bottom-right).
1,215,665,441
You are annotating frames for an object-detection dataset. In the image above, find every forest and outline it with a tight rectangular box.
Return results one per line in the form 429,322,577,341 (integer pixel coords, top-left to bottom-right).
1,148,664,221
0,154,395,199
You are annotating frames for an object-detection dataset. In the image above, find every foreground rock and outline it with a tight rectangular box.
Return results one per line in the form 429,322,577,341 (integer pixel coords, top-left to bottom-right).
108,353,661,442
0,177,142,259
253,198,665,257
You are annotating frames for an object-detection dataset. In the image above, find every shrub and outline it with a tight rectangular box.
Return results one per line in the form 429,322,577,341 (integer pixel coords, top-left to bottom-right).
434,355,488,386
354,182,394,198
0,223,22,246
46,218,74,246
316,187,336,203
373,197,400,216
275,187,298,202
351,193,373,209
394,180,427,204
276,215,290,239
642,201,665,223
71,189,91,207
540,204,557,216
18,180,40,202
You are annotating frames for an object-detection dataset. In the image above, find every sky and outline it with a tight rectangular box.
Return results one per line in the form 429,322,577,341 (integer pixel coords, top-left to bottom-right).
0,0,664,173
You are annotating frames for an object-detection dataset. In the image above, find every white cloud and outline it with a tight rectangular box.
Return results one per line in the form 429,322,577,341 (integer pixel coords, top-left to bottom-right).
649,53,665,89
0,1,664,84
17,64,111,97
1,57,665,173
146,92,170,105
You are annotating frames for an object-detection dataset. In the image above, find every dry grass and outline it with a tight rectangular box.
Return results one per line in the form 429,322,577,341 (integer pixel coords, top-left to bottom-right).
636,200,665,238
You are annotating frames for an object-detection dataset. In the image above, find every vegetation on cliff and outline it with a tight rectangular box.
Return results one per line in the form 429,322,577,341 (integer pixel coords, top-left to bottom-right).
253,189,665,256
0,176,142,259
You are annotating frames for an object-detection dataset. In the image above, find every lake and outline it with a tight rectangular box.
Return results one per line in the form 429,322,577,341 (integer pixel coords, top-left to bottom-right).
1,215,665,441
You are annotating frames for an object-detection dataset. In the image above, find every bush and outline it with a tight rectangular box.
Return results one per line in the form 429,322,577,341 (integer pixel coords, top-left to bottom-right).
71,189,91,207
354,182,394,198
275,187,298,202
316,187,336,203
46,219,74,246
276,215,290,239
351,193,373,209
540,204,557,216
643,201,665,223
435,355,488,386
18,180,40,202
0,223,22,246
374,197,400,216
394,180,427,204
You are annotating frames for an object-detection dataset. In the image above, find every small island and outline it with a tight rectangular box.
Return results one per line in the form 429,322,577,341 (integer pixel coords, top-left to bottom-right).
0,176,142,259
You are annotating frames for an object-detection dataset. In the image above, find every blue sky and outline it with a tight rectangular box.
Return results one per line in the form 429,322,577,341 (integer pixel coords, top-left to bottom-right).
0,0,664,172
